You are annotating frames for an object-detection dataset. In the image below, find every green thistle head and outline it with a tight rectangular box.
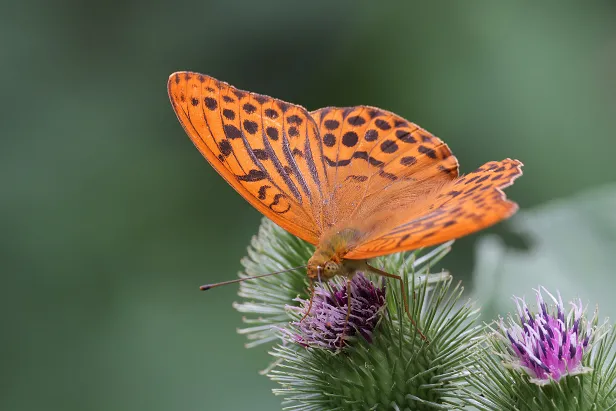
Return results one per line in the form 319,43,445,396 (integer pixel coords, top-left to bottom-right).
234,218,482,410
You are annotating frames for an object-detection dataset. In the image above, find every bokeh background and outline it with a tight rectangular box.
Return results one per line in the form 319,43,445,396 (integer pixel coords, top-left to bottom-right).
3,1,616,410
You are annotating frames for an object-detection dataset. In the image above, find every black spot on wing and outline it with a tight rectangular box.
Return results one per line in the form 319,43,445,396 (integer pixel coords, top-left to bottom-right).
266,127,279,141
342,131,358,147
380,140,398,153
367,109,382,118
396,130,416,143
243,120,258,135
379,170,397,181
258,185,271,200
254,95,268,104
237,169,267,182
418,145,437,159
233,90,246,99
277,101,290,113
347,115,366,126
243,103,257,114
364,129,378,142
323,133,336,147
345,175,368,182
223,124,242,139
288,126,299,137
204,97,217,110
394,119,408,127
324,119,339,130
253,149,268,160
287,115,303,125
223,109,235,120
375,119,391,130
265,109,279,119
219,139,233,156
400,156,416,166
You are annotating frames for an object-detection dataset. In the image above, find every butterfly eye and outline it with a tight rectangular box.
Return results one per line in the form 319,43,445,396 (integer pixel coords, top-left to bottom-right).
324,262,339,273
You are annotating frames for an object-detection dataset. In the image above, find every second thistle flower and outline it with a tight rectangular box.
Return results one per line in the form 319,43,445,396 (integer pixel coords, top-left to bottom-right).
500,286,594,384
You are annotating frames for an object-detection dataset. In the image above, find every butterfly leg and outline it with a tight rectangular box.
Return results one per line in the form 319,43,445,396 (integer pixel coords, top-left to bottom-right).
366,264,428,342
300,280,315,322
338,277,353,349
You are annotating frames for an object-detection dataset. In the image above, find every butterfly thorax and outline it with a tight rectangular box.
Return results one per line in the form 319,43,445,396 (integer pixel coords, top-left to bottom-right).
306,228,367,281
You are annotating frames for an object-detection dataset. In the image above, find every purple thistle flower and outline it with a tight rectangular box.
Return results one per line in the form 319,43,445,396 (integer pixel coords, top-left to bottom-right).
500,287,595,384
288,274,386,350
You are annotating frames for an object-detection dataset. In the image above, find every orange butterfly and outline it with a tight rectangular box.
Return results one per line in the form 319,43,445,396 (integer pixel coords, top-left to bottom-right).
168,72,522,338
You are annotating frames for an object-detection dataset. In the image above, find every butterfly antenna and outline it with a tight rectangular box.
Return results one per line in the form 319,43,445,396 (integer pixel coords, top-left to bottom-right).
200,266,306,290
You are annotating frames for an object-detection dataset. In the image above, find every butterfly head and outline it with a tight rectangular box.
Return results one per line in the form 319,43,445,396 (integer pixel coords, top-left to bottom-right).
307,250,367,281
307,257,341,281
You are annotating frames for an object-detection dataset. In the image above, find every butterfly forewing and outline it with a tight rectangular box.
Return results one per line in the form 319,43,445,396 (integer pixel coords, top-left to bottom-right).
168,72,324,244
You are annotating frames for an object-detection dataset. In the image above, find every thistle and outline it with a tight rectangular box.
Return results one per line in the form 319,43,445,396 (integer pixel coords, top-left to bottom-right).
287,273,386,350
465,287,616,411
234,218,482,410
504,287,592,383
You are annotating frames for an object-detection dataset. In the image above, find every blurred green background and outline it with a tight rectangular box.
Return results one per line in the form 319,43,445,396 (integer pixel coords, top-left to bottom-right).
3,1,616,410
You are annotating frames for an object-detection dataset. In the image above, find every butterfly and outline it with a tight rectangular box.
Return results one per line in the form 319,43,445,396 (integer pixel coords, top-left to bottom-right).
168,71,522,339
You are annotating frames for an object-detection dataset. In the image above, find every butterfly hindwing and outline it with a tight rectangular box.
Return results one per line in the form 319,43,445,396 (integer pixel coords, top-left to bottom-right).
168,72,325,244
344,159,523,259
